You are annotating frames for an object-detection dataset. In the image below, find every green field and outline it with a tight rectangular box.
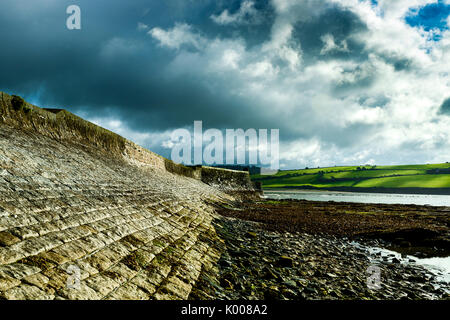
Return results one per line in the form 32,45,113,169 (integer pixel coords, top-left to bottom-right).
251,163,450,189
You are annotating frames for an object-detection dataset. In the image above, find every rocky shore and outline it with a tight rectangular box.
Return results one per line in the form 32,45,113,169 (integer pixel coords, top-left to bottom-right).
190,216,449,300
216,199,450,258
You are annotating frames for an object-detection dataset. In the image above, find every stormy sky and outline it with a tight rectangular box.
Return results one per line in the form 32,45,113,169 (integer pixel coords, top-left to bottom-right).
1,0,450,169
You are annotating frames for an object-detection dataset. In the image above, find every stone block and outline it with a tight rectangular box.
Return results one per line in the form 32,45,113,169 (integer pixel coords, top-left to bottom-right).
85,274,120,298
105,282,149,300
2,284,54,300
0,231,20,246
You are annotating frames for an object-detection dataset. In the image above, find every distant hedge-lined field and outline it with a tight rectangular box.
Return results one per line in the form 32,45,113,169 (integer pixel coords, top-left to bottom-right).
251,163,450,189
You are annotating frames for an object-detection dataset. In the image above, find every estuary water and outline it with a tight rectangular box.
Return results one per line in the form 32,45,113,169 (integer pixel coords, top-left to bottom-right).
264,189,450,207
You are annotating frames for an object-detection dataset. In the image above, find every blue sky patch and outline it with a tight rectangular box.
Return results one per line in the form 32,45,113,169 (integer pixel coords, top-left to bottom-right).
405,0,450,40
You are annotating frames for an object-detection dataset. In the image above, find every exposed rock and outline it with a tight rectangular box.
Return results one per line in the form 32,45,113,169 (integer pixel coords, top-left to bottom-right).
277,256,294,268
190,217,450,300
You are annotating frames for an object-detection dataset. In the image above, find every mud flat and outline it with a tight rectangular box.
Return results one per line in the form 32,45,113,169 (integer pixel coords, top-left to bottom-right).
215,199,450,257
190,199,450,300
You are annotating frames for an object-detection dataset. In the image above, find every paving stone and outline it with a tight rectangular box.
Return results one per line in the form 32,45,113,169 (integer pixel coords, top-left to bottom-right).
0,247,25,265
160,276,193,299
23,272,51,290
103,263,136,285
84,273,120,297
2,284,55,300
82,251,114,273
39,250,71,265
0,263,41,280
0,273,21,291
51,240,89,261
57,282,102,300
105,282,149,300
0,231,20,246
130,273,157,295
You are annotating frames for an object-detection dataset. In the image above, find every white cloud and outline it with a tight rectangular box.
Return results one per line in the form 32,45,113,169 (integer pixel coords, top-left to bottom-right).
149,23,205,50
211,0,260,25
243,60,280,78
137,22,149,31
320,34,349,55
147,0,450,168
377,0,437,19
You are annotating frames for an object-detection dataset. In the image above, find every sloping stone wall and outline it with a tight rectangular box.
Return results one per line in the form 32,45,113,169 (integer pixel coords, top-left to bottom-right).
200,166,255,192
0,91,255,188
0,92,255,300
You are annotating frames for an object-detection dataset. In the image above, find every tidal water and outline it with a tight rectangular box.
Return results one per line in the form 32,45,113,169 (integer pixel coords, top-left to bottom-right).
264,190,450,207
352,242,450,287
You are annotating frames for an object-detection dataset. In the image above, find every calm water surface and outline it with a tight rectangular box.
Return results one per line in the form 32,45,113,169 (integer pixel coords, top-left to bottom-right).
264,190,450,207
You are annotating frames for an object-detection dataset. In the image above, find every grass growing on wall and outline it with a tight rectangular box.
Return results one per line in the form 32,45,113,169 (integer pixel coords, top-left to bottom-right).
1,91,127,154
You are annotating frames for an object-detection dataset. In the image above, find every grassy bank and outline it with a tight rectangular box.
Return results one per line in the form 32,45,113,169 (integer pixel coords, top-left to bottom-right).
251,163,450,190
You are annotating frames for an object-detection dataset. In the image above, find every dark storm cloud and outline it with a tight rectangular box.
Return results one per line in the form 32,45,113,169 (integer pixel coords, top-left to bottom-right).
332,65,376,94
290,3,375,96
0,0,279,132
207,0,275,47
378,53,414,72
357,95,390,108
0,0,383,162
292,4,368,63
0,0,361,143
439,97,450,115
1,0,449,168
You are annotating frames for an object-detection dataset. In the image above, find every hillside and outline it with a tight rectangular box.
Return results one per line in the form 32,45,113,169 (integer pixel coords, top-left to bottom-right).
251,164,450,193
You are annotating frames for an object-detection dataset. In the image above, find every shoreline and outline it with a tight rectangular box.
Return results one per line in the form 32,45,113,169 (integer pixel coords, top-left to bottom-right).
216,198,450,258
191,215,449,300
263,186,450,195
191,196,450,300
